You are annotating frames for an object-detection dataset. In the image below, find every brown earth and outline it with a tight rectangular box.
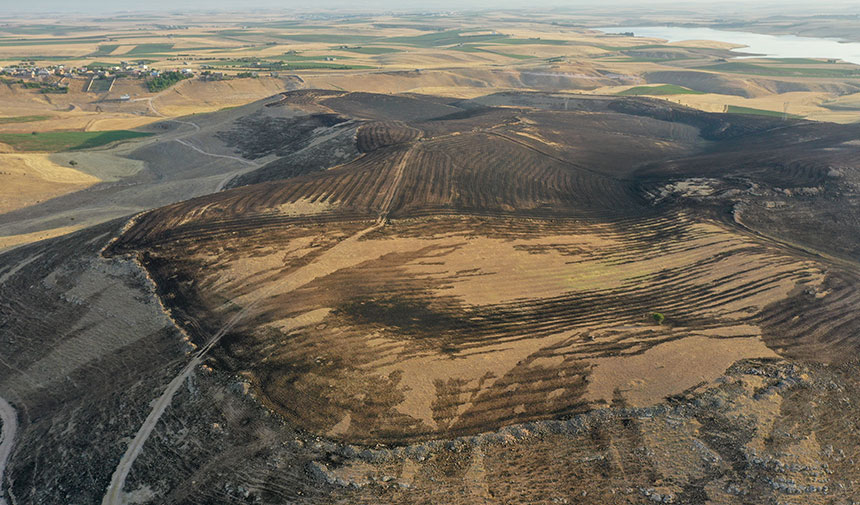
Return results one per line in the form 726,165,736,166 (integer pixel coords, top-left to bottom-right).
107,90,860,445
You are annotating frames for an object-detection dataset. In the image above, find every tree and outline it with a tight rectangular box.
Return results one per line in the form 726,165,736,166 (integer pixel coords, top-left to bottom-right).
651,312,665,325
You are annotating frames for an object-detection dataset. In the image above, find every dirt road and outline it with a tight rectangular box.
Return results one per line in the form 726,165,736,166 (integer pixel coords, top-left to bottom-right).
100,221,385,504
101,146,410,503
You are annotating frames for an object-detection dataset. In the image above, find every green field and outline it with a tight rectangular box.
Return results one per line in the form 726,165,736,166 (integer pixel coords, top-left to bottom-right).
126,43,175,55
209,56,371,71
0,130,153,152
89,44,119,57
335,46,402,55
215,29,266,37
0,36,106,47
388,30,505,47
275,33,379,44
0,24,97,35
87,61,121,68
0,115,51,124
273,53,352,61
87,59,155,68
371,23,439,31
726,105,803,119
617,84,705,96
490,37,570,46
284,62,372,69
248,20,331,29
452,45,534,59
612,52,695,63
88,77,114,92
2,56,79,62
698,62,860,78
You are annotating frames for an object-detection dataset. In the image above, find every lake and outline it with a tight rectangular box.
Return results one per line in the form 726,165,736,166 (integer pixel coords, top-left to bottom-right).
596,26,860,65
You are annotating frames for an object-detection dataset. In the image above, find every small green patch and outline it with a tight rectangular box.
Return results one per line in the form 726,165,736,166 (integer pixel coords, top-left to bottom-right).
452,45,534,59
726,105,803,119
127,43,175,55
0,36,106,47
334,46,402,55
0,115,50,124
651,312,665,325
18,81,68,94
275,33,380,44
0,130,152,152
698,62,860,78
89,44,119,57
0,24,97,36
86,61,120,68
279,62,372,70
617,84,705,96
490,37,570,46
88,77,114,93
272,53,352,62
87,59,155,68
388,30,505,47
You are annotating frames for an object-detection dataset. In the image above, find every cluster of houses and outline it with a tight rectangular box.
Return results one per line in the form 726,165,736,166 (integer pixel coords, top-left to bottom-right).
1,58,291,92
0,61,173,80
0,62,200,88
2,64,62,80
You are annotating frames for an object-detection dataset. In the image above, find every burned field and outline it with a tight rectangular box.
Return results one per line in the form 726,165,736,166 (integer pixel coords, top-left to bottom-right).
0,88,857,504
107,90,860,451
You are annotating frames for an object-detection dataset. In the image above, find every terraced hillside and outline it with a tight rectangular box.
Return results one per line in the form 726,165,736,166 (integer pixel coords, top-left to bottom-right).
107,90,860,447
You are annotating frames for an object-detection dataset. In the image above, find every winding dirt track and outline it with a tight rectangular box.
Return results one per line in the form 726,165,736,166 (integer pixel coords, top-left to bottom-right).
101,146,412,505
174,139,260,167
0,396,16,505
102,223,388,504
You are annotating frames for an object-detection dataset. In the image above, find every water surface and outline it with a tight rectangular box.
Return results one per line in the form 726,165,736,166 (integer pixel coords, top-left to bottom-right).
596,26,860,65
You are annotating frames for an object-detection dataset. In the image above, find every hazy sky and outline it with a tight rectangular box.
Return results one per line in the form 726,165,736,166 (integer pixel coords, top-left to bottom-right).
1,0,855,14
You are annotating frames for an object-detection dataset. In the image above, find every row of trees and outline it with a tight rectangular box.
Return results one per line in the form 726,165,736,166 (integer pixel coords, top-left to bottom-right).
146,71,189,92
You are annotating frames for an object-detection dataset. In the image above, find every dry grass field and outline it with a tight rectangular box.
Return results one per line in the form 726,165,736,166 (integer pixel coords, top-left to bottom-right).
0,153,99,212
0,6,856,237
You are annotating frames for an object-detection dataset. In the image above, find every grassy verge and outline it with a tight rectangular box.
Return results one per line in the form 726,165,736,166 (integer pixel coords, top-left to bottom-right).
617,84,705,96
0,130,153,152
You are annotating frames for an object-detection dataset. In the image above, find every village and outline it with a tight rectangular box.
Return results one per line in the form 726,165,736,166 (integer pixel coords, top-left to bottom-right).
0,60,279,98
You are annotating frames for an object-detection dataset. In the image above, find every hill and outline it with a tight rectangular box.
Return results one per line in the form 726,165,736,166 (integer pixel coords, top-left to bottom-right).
106,91,860,447
2,89,858,505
